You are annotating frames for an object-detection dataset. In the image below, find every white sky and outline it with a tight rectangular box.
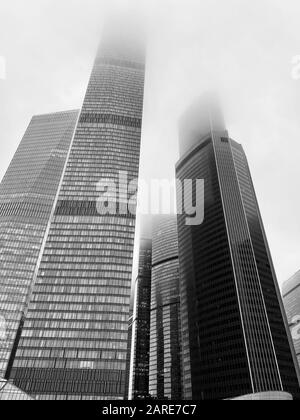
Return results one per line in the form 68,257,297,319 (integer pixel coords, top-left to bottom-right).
0,0,299,287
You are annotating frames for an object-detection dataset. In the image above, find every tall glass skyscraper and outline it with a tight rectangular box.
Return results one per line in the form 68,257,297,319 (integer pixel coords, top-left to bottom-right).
0,110,79,378
7,24,146,400
176,98,300,400
283,271,300,369
149,216,182,400
131,236,152,399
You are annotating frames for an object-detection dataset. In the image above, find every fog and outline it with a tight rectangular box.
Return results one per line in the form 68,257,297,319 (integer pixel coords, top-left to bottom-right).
0,0,299,286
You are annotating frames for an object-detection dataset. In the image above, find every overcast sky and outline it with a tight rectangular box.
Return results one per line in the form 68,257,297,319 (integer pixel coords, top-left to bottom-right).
0,0,299,287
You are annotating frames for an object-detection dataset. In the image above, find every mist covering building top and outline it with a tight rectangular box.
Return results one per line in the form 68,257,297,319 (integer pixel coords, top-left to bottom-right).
97,16,146,65
178,93,227,157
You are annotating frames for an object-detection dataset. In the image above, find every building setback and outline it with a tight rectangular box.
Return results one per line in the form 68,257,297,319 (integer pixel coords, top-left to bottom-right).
176,97,300,400
283,271,300,370
149,216,182,400
7,22,145,400
0,110,79,378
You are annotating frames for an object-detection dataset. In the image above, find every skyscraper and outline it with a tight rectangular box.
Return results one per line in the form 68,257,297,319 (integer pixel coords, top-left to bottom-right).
0,110,79,378
176,97,300,400
131,235,152,399
124,302,134,400
7,23,146,400
283,271,300,369
149,216,182,400
0,379,33,401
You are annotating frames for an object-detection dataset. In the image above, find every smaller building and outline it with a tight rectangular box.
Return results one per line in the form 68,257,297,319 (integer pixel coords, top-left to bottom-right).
282,271,300,369
131,235,152,400
149,216,182,400
130,216,182,400
0,379,33,400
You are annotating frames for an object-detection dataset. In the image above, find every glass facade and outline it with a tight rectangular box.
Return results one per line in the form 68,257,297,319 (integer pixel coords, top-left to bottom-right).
176,103,300,400
149,216,182,400
8,26,145,400
0,379,33,400
283,271,300,369
124,303,134,400
131,237,152,399
0,111,79,378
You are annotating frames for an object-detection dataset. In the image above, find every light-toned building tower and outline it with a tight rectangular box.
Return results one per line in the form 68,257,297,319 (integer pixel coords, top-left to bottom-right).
283,271,300,369
149,216,182,400
7,21,145,400
0,110,79,378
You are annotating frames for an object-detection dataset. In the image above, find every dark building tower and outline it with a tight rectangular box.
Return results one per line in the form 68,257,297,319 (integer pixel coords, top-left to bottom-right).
176,97,300,400
8,22,146,400
283,271,300,370
131,235,152,399
149,216,182,400
0,110,79,378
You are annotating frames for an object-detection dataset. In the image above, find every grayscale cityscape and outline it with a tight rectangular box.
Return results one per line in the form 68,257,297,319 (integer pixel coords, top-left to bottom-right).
0,0,300,407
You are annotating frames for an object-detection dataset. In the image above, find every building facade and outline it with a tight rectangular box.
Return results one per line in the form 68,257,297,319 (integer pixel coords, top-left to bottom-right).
131,237,152,399
149,216,182,400
0,379,33,400
283,271,300,369
176,98,300,400
0,110,79,378
7,24,145,400
231,392,293,401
